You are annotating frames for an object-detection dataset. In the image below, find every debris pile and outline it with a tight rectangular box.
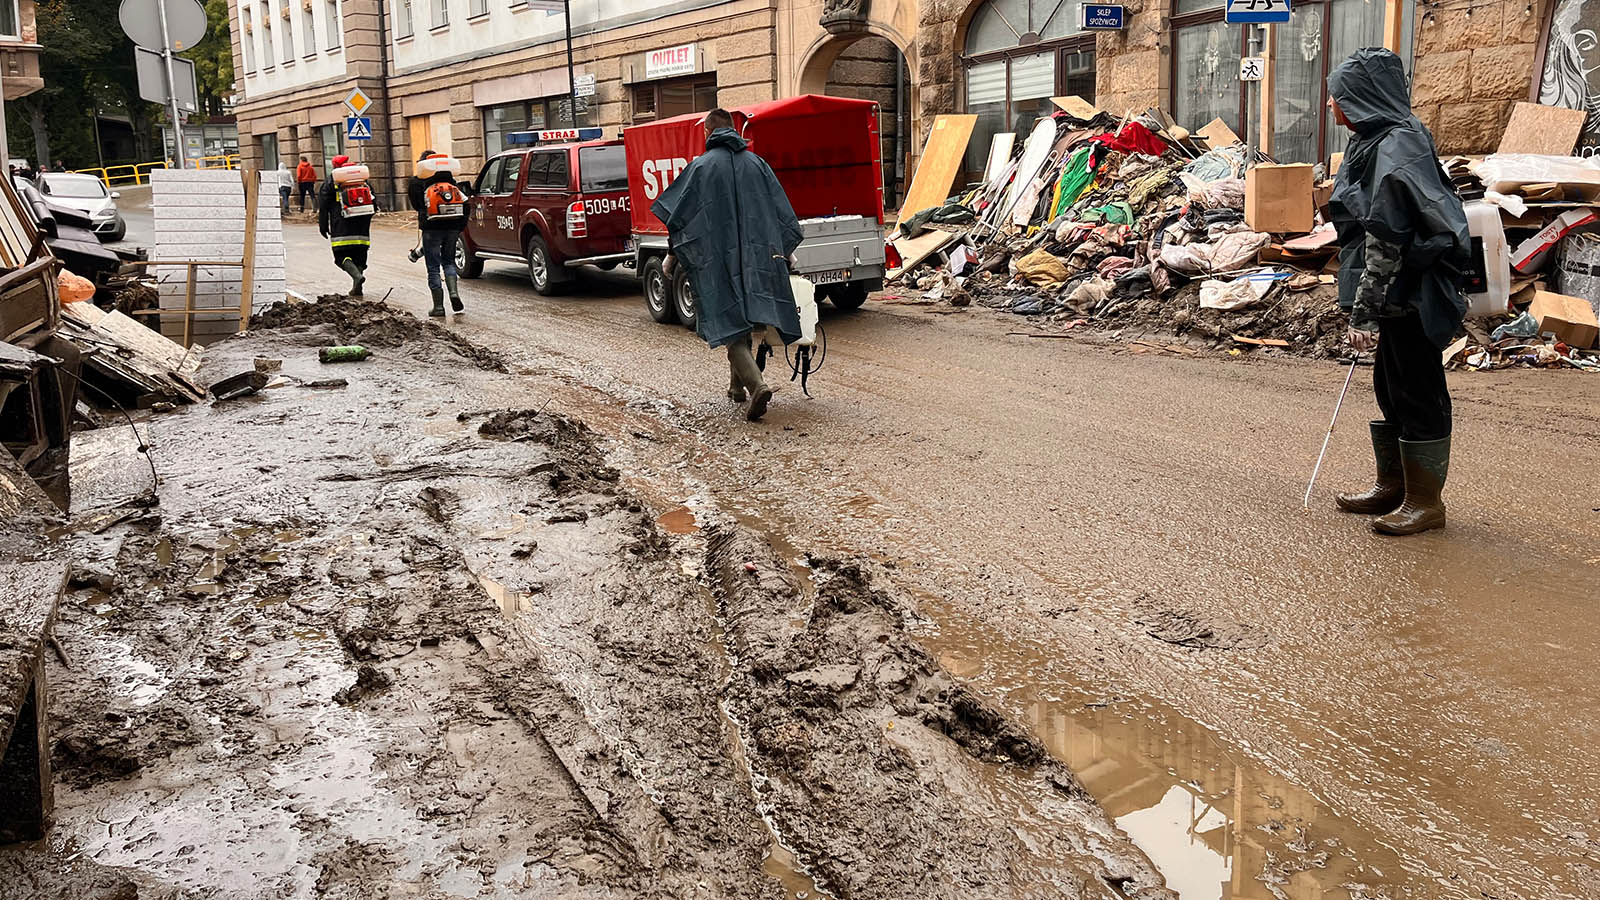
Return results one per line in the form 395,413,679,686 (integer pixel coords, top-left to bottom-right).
250,293,508,372
888,97,1600,369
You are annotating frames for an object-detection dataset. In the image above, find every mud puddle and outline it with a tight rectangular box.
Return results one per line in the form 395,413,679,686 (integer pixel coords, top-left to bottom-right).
715,506,1417,900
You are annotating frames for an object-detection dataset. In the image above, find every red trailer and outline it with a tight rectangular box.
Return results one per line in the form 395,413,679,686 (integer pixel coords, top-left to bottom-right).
624,94,889,328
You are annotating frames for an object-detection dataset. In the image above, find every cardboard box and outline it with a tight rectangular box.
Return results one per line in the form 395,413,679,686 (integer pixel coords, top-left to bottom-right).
1245,164,1315,234
1529,289,1599,349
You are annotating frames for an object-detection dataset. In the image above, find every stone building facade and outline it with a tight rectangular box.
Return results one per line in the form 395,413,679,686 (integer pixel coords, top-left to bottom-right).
224,0,1566,212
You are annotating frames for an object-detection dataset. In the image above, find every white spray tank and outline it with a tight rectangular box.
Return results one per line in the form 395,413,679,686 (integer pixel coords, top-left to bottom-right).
1462,200,1511,318
789,275,819,346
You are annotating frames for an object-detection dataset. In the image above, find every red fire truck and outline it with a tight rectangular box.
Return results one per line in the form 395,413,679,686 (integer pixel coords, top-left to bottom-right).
623,94,890,329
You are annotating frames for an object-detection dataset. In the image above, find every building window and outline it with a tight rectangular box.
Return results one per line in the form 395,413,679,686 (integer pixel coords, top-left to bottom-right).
241,8,257,72
280,0,296,62
1169,0,1409,163
260,133,280,169
317,124,344,175
394,0,413,38
961,0,1096,176
302,1,317,57
482,95,591,156
431,0,447,28
0,0,19,38
469,0,486,15
261,4,276,70
324,0,342,49
630,75,717,123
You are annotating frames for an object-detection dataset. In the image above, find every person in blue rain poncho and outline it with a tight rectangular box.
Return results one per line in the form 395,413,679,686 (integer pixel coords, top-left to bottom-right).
653,108,803,422
1325,48,1472,536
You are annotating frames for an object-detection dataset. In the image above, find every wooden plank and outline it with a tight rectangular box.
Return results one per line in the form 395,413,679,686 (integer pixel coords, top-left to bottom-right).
1260,25,1277,156
897,115,978,220
886,229,960,283
1198,118,1242,148
1051,96,1101,120
982,133,1016,185
1383,0,1403,51
240,169,260,328
1497,102,1588,155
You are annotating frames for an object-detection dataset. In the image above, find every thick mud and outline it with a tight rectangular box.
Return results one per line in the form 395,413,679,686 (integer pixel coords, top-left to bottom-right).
249,294,508,372
2,301,1176,899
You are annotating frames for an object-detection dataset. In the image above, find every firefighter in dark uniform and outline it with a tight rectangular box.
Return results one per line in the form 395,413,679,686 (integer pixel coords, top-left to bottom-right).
318,154,374,297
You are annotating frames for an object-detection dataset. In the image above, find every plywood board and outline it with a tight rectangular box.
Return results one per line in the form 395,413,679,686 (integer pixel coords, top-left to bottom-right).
1497,102,1588,155
1051,96,1101,120
897,115,977,219
982,133,1015,185
1198,118,1242,149
886,229,960,283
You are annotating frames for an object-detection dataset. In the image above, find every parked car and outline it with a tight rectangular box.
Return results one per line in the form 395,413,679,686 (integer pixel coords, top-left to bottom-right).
456,134,632,294
36,172,126,242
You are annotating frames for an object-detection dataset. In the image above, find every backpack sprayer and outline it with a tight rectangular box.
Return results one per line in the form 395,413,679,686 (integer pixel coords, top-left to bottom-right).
754,267,826,397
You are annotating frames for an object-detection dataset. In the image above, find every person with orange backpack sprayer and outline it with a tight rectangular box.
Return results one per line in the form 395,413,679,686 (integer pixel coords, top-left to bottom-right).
407,150,469,317
318,154,378,297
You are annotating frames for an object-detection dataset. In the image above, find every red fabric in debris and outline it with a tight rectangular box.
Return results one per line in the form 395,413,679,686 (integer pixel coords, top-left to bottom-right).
1091,122,1168,157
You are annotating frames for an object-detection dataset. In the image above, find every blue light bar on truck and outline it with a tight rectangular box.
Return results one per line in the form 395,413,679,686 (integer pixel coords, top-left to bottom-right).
505,127,606,146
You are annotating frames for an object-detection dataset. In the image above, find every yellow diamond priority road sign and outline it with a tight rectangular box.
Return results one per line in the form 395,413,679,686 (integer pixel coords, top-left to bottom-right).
342,87,373,117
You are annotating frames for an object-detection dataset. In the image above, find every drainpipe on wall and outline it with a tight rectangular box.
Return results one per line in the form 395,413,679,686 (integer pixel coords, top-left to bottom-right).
893,58,905,207
376,0,398,210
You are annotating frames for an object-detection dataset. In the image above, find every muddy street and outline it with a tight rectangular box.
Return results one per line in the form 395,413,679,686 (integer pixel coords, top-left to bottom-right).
3,215,1596,900
276,220,1600,898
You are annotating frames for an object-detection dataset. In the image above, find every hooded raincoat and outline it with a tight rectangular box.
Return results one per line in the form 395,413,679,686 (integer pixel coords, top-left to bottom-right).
652,128,804,349
1327,48,1471,351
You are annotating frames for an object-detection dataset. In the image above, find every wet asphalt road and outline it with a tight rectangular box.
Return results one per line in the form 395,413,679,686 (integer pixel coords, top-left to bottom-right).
264,219,1600,898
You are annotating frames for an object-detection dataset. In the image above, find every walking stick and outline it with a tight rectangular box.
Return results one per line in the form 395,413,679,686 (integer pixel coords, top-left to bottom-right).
1303,359,1360,510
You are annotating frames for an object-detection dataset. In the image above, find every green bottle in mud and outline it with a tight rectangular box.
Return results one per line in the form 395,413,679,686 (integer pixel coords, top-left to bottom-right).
319,345,371,363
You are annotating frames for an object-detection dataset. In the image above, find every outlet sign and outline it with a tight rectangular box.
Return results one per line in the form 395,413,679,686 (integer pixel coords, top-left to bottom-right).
645,43,696,80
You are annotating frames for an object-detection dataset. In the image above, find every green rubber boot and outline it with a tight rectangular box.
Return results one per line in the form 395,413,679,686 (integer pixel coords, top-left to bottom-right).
1335,421,1404,514
1374,437,1450,536
428,287,446,318
446,275,463,312
340,259,365,297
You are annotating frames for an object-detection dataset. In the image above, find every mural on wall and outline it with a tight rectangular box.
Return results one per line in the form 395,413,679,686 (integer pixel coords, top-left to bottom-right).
1539,0,1600,155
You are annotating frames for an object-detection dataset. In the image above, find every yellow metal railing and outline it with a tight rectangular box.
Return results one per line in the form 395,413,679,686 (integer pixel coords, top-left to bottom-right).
75,155,239,186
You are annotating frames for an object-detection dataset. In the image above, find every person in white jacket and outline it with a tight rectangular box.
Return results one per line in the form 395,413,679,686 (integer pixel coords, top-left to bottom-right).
276,165,294,216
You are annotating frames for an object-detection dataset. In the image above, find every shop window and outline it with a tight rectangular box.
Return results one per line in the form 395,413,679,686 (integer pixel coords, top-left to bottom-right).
961,0,1095,177
324,0,341,49
630,75,717,123
260,133,280,169
318,124,344,175
1170,0,1409,163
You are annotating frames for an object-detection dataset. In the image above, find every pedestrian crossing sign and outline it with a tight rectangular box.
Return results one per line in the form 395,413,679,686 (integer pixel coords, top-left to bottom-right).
346,116,373,141
1225,0,1291,23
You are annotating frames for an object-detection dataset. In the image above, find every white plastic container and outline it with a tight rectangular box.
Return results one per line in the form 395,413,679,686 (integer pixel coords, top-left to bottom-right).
1462,200,1511,318
415,156,462,178
332,164,370,186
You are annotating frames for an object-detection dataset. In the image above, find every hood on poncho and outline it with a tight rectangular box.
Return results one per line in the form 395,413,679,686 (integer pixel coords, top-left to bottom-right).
1326,47,1471,350
1327,48,1415,138
705,127,747,154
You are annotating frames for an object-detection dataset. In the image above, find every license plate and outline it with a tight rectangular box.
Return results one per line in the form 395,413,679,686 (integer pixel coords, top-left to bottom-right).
811,268,850,285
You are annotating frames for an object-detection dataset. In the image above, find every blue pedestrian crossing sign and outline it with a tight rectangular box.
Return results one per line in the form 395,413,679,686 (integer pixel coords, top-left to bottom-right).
1225,0,1291,23
345,116,373,141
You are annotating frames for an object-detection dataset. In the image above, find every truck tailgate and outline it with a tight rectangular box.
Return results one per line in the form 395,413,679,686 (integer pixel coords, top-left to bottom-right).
795,216,886,274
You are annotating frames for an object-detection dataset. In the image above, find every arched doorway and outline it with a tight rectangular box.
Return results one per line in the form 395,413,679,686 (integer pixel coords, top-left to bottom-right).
800,35,912,209
960,0,1097,176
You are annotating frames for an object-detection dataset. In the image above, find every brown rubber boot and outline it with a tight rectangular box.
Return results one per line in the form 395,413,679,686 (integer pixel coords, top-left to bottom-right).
1335,421,1403,514
1374,437,1450,536
727,367,746,403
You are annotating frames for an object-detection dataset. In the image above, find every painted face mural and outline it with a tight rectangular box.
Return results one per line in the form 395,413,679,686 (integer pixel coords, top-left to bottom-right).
1540,0,1600,154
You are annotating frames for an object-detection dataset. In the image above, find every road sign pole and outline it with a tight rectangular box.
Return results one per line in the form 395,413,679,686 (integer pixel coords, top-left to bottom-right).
1245,24,1261,165
157,0,186,169
564,0,578,127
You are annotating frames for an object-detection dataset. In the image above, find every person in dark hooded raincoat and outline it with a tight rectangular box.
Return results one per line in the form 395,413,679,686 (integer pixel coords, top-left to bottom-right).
653,108,804,422
1325,48,1472,536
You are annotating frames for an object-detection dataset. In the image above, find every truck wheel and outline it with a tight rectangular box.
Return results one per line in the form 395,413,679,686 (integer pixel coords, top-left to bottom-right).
643,257,677,323
526,235,570,295
832,281,869,311
456,237,484,279
673,269,699,330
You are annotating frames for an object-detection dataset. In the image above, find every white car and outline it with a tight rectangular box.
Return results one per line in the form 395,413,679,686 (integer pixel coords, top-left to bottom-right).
36,172,126,242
